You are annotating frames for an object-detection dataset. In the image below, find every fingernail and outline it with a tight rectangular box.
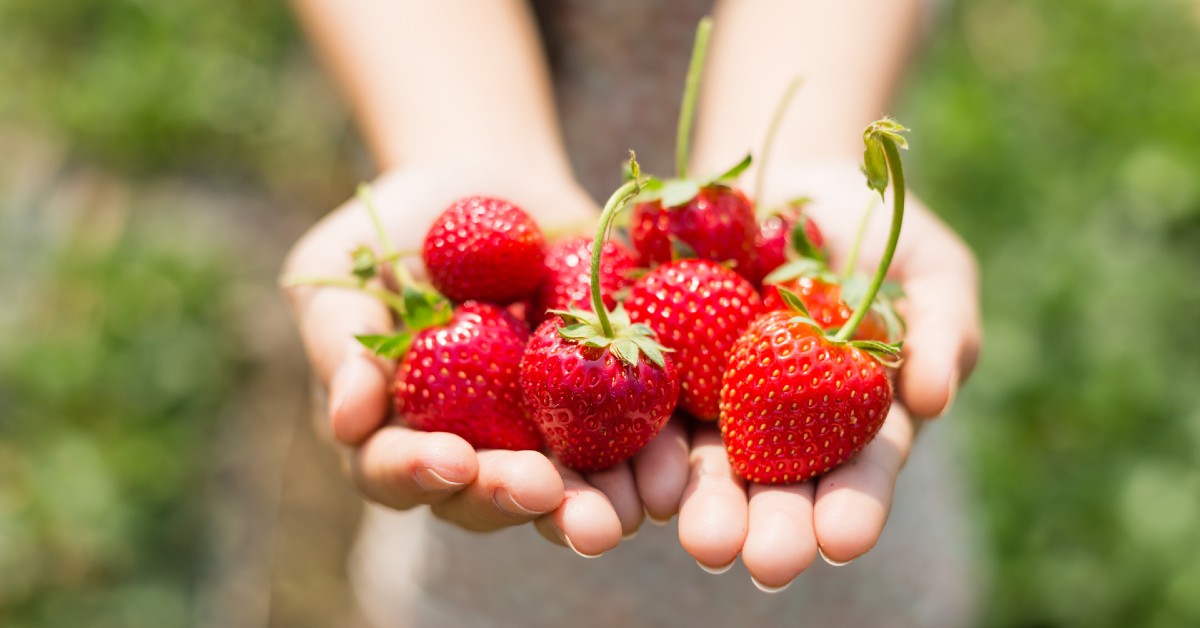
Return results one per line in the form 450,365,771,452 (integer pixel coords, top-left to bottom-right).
939,367,960,418
493,488,543,517
622,529,639,541
750,575,793,594
558,528,603,558
646,511,673,526
697,558,735,575
818,547,854,567
412,467,465,492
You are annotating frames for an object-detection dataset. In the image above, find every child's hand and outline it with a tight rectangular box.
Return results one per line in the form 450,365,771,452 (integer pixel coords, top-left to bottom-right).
675,163,981,588
281,167,690,556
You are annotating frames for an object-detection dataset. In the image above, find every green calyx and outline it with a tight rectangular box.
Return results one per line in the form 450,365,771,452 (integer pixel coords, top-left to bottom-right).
775,287,903,366
552,306,671,369
634,154,752,209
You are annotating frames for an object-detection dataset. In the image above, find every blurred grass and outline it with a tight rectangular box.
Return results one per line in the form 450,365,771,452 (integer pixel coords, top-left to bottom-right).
2,0,1200,626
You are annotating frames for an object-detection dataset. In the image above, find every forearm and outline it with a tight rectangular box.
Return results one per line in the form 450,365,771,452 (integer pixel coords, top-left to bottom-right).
291,0,571,178
691,0,923,175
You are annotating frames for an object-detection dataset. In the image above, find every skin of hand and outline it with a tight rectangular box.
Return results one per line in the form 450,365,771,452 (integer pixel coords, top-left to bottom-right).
674,162,981,589
281,166,692,557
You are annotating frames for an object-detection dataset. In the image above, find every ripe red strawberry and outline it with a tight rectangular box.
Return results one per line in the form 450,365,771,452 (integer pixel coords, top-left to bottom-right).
752,204,826,285
719,310,892,483
521,311,679,472
422,196,546,304
762,275,891,343
394,301,542,450
528,237,637,326
630,185,757,279
626,259,761,420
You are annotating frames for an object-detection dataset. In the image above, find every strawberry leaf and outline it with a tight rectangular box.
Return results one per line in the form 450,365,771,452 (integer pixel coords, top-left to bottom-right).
776,287,812,317
660,179,703,208
355,332,412,359
849,339,904,368
762,258,827,286
632,337,667,369
789,218,825,263
669,236,697,261
710,154,752,184
351,245,378,284
559,323,595,340
612,338,641,367
400,285,453,331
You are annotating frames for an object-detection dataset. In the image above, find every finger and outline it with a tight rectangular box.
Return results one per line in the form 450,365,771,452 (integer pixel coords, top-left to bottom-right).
430,449,564,532
896,238,981,419
742,482,818,591
351,425,478,510
678,427,749,572
535,461,624,558
293,284,396,445
813,403,916,564
632,417,690,523
585,462,645,539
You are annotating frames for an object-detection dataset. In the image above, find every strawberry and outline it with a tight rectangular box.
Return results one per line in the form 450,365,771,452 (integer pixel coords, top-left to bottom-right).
630,185,758,279
520,158,680,472
719,310,892,483
626,258,761,420
719,117,912,484
528,237,637,327
393,301,541,450
521,312,678,472
751,202,826,286
422,196,546,304
762,275,893,343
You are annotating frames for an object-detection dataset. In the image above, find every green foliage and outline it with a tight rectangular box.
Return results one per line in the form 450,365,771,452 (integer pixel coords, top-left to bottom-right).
901,0,1200,625
0,216,245,626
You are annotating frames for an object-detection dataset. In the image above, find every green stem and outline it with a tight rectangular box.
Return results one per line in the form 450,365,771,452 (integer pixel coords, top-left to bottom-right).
591,177,644,338
836,138,904,342
675,17,713,180
357,183,418,291
753,77,803,218
283,275,409,316
842,196,877,279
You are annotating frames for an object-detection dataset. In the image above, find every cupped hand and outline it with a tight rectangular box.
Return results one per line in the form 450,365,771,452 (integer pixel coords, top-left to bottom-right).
281,167,691,556
676,163,981,589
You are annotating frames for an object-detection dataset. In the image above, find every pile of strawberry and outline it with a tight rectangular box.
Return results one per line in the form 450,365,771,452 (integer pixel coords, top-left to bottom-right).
309,18,913,485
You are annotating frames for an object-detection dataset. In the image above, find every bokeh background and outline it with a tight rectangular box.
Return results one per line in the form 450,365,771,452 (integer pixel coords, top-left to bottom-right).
2,1,1199,626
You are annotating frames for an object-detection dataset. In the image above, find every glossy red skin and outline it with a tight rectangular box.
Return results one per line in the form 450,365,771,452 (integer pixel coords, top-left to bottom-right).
422,196,546,304
395,302,541,450
761,276,891,343
752,210,826,286
630,185,757,281
719,310,892,484
528,237,637,327
626,259,762,421
520,318,680,473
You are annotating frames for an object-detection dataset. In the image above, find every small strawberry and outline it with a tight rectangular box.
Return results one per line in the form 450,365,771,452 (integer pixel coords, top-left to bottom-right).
391,302,541,450
719,117,912,483
422,196,546,304
528,236,637,327
521,157,680,472
627,18,759,280
762,273,894,343
630,184,757,278
751,201,826,286
626,258,761,420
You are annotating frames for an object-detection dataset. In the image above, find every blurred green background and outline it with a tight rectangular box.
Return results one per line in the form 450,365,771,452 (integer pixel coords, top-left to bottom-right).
2,0,1199,626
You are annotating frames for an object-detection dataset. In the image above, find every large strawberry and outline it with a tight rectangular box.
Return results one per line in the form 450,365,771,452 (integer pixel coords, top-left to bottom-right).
422,196,546,304
391,301,541,450
720,118,911,483
520,160,680,472
528,236,637,327
627,18,759,280
626,258,761,420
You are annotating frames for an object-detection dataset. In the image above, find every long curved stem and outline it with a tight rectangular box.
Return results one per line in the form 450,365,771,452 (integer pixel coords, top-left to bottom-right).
842,195,877,279
591,178,643,338
675,17,713,180
753,77,803,217
836,138,904,342
357,183,418,291
282,275,409,315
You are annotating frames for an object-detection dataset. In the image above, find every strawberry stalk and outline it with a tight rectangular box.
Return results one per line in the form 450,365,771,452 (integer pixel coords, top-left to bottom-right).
842,196,877,279
590,157,645,337
835,119,908,343
675,17,713,180
752,76,804,218
357,183,418,298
